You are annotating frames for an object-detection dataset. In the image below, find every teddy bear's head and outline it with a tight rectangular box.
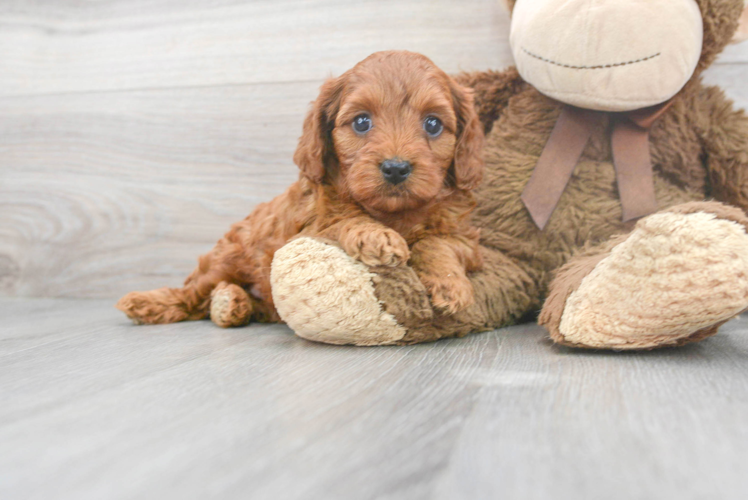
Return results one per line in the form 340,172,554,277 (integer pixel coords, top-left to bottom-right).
504,0,747,111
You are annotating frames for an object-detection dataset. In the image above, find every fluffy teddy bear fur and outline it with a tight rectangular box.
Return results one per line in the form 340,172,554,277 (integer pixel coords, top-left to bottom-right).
270,0,748,348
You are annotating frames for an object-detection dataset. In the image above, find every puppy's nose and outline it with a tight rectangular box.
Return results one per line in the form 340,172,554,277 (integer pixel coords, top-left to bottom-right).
379,159,412,185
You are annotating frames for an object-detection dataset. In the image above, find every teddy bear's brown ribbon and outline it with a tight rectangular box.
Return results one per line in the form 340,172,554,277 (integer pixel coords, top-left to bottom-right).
521,102,673,230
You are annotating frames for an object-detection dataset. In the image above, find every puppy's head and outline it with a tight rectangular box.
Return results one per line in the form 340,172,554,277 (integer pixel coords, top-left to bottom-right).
294,51,484,214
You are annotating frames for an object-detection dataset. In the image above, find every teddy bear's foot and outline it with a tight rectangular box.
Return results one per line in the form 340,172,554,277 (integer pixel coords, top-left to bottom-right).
210,282,253,328
541,202,748,349
270,237,434,345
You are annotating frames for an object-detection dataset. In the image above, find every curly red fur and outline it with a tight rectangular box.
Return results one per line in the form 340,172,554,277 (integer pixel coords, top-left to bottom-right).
116,51,485,326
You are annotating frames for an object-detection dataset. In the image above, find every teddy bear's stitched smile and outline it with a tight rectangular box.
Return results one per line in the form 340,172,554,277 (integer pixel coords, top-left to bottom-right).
522,47,661,70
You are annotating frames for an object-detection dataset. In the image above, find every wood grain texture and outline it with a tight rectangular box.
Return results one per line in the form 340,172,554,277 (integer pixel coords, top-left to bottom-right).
0,0,747,299
0,0,513,97
1,297,748,499
0,82,314,298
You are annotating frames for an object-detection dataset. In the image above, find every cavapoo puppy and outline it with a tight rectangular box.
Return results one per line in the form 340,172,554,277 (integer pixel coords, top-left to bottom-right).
117,50,485,327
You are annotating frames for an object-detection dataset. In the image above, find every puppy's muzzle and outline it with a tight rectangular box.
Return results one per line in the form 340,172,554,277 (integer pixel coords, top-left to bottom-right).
380,159,412,185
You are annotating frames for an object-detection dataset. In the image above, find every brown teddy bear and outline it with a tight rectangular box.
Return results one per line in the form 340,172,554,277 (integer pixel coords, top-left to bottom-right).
267,0,748,348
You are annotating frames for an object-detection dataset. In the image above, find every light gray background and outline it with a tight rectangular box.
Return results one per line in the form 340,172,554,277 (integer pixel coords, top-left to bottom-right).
1,0,745,299
2,2,748,499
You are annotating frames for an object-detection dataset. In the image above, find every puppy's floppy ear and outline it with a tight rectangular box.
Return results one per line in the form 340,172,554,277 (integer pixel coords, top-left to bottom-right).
294,76,346,183
450,80,485,191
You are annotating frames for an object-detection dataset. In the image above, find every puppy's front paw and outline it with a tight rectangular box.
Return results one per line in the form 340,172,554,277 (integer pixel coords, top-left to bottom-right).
345,227,410,267
422,274,474,314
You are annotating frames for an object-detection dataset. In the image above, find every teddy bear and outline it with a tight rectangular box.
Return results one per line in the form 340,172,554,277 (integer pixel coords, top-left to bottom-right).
265,0,748,349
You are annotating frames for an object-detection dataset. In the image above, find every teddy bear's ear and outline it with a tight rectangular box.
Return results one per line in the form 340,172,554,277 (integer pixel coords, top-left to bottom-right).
732,1,748,43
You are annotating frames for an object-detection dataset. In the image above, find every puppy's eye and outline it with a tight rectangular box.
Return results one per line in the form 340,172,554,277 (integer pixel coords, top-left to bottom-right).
423,116,443,137
352,114,372,134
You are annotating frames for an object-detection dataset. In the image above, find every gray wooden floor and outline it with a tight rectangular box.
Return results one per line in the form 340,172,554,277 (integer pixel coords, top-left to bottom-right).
3,298,748,500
